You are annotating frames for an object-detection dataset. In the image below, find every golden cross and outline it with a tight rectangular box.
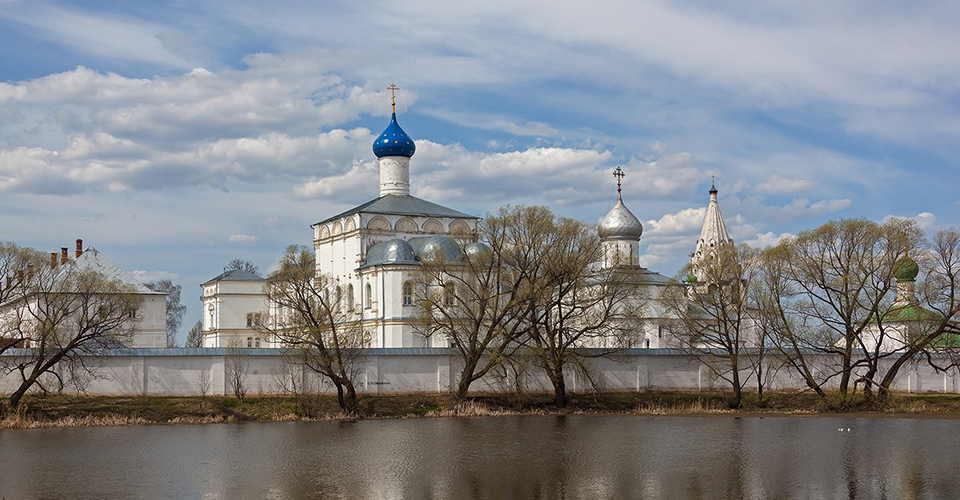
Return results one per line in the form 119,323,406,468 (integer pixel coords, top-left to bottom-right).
613,166,625,200
387,83,400,112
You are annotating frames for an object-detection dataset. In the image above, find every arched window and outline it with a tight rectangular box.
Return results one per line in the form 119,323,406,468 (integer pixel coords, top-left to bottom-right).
402,281,414,306
645,339,651,348
347,284,355,312
365,283,372,309
247,337,253,348
443,283,455,307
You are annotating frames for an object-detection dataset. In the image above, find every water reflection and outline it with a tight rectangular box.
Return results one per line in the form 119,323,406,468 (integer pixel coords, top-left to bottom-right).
1,414,959,499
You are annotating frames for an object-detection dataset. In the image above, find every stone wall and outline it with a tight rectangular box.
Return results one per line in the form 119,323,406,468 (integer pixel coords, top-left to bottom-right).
1,348,958,397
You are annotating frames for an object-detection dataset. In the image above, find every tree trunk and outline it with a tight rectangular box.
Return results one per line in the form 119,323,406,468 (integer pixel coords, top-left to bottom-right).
455,356,481,401
756,357,764,401
334,381,346,411
877,349,920,402
728,369,742,409
8,383,31,410
343,380,358,414
551,371,567,407
839,343,853,396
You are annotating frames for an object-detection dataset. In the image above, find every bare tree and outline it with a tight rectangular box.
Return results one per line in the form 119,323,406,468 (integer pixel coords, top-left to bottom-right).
662,243,760,409
517,211,639,407
226,259,261,277
1,244,144,410
144,279,186,347
756,218,927,402
261,245,364,414
185,320,203,348
224,339,248,402
0,243,30,353
197,368,211,398
874,228,960,400
413,206,537,401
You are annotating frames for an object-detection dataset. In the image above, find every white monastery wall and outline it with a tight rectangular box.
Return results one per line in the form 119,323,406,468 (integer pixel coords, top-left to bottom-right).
2,349,958,397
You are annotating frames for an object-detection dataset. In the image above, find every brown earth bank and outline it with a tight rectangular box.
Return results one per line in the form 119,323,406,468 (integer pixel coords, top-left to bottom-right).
3,391,960,429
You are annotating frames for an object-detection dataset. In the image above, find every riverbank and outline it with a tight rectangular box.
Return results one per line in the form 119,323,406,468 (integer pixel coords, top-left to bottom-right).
3,391,960,429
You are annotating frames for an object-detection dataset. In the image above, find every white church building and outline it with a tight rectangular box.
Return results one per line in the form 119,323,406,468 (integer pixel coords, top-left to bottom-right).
200,92,735,350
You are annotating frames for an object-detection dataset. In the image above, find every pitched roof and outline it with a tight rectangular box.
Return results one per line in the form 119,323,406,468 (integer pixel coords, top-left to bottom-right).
692,186,733,266
73,247,165,295
202,268,265,285
312,194,477,227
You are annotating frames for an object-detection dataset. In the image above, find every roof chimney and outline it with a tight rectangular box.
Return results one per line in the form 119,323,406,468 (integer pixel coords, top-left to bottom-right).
51,252,58,269
60,247,68,265
75,239,83,258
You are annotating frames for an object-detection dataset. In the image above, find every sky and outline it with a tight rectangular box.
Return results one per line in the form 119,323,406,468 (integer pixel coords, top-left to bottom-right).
1,0,958,344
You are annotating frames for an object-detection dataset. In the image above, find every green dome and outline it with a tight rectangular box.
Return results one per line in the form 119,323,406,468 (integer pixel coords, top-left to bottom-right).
686,272,698,284
894,257,919,281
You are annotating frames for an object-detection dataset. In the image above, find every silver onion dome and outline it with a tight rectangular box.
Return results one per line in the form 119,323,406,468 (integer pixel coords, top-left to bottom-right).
598,199,643,240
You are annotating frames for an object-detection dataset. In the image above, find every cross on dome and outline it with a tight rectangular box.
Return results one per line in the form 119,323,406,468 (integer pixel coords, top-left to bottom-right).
613,166,625,201
372,82,416,159
387,83,400,113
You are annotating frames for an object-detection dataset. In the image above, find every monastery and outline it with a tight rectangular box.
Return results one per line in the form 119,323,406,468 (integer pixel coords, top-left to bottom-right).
199,89,735,349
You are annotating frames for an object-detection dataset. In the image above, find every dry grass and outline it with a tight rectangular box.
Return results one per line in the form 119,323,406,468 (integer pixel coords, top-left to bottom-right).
3,390,960,429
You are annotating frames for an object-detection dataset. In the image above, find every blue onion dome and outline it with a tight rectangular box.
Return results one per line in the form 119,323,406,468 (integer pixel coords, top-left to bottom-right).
373,113,416,158
598,200,643,240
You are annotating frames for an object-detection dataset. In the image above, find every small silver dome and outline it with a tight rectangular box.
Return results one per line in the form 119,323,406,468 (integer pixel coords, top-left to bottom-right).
464,242,490,258
409,235,463,262
598,200,643,240
364,239,417,266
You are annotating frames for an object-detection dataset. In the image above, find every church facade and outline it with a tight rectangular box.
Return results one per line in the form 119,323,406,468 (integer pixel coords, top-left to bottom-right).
309,99,480,348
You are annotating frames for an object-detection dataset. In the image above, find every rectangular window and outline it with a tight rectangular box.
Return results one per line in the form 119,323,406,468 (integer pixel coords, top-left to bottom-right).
246,337,252,348
255,337,261,348
246,313,253,327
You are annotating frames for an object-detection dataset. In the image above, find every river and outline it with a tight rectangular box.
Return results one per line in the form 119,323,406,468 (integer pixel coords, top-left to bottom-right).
1,414,958,499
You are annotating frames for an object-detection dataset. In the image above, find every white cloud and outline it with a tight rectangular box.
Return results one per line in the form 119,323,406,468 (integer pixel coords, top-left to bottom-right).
645,207,706,236
755,175,816,194
743,231,793,249
228,234,257,245
781,197,852,217
883,212,938,232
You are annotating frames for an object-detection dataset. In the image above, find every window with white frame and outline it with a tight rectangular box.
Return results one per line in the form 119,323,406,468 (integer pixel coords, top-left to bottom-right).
402,281,414,306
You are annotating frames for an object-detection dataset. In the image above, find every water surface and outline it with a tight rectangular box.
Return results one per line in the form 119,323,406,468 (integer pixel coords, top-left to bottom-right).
1,414,958,499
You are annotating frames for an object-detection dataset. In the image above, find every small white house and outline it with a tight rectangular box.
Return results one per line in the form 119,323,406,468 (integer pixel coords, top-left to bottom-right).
200,269,272,348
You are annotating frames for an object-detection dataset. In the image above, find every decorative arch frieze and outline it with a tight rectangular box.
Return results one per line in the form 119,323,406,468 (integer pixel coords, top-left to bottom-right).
422,219,443,234
367,216,391,231
449,221,470,235
395,218,417,232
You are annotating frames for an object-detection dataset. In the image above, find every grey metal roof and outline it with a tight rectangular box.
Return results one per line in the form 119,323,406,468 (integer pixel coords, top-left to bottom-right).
313,194,478,227
202,269,266,286
73,247,165,295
